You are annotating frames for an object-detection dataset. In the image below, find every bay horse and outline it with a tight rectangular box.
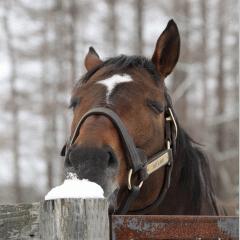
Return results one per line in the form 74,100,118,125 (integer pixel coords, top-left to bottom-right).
61,20,221,215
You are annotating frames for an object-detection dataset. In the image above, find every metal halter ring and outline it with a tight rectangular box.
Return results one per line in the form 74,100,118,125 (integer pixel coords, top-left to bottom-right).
128,169,144,190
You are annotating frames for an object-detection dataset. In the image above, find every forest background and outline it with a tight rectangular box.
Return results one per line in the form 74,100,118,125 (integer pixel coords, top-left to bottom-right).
0,0,238,212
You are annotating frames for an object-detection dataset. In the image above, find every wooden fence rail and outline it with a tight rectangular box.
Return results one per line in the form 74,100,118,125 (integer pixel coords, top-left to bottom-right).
0,199,238,240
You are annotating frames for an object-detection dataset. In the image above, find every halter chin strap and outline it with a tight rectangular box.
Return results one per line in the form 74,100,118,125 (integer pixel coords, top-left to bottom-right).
63,106,177,215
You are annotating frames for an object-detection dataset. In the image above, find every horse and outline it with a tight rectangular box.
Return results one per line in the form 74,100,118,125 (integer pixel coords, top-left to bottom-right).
61,20,222,215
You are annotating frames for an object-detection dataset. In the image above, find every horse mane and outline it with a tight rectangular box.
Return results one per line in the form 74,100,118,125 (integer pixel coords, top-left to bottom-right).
165,92,217,213
80,55,160,84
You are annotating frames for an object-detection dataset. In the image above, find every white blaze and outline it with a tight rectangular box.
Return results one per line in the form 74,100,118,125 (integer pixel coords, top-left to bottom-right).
97,74,133,102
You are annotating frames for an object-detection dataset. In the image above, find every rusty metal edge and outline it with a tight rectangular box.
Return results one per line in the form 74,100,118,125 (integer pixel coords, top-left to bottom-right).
111,215,239,240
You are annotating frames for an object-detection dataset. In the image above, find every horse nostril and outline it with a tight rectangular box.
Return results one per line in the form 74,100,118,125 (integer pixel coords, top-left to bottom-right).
106,149,118,168
64,145,118,173
64,153,72,168
64,146,75,168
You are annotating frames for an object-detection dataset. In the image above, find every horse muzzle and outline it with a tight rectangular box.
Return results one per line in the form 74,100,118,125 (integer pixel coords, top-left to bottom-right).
64,145,119,197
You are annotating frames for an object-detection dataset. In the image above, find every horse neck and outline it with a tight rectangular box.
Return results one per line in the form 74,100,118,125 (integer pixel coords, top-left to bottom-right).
156,128,219,215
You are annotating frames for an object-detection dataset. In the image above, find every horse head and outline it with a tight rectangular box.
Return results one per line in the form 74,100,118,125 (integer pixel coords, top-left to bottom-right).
63,20,182,214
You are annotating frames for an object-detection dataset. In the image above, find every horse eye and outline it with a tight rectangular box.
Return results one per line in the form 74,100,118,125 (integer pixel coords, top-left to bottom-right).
68,97,81,109
147,99,164,114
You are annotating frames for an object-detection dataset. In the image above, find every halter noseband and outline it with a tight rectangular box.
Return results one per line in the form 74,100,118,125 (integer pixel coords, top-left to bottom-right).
63,105,177,214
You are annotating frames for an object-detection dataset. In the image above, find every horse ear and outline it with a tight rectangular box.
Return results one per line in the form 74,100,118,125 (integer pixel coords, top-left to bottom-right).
84,46,103,71
151,19,180,79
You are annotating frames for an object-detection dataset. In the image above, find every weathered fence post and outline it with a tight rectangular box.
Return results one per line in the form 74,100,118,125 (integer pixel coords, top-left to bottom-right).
40,199,109,240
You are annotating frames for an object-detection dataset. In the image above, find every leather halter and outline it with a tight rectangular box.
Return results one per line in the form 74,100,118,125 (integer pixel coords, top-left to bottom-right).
63,105,177,214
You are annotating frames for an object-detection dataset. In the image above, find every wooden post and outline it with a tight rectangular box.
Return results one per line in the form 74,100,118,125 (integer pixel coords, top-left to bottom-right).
40,199,109,240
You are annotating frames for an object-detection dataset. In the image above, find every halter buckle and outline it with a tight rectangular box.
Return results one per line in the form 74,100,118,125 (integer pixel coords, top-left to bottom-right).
128,169,144,190
166,141,172,166
167,140,171,150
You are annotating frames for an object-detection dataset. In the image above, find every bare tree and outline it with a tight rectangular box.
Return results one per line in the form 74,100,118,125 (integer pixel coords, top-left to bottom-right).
215,0,225,152
3,1,22,202
200,0,208,126
40,10,54,189
68,0,77,85
135,0,144,55
171,0,191,128
106,0,118,54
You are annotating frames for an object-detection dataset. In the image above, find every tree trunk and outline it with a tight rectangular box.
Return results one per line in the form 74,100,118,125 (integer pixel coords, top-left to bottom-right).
3,1,22,202
135,0,144,55
107,0,117,54
216,0,225,152
200,0,208,125
171,0,190,128
69,0,77,85
41,13,53,190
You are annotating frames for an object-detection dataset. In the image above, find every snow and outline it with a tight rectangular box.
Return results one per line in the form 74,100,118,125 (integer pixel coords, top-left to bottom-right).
45,173,104,200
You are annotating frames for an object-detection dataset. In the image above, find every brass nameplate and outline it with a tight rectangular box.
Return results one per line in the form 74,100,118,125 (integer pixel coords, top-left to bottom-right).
146,152,169,175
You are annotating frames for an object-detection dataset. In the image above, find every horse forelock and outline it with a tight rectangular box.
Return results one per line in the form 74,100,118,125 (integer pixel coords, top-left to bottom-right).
77,55,161,86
